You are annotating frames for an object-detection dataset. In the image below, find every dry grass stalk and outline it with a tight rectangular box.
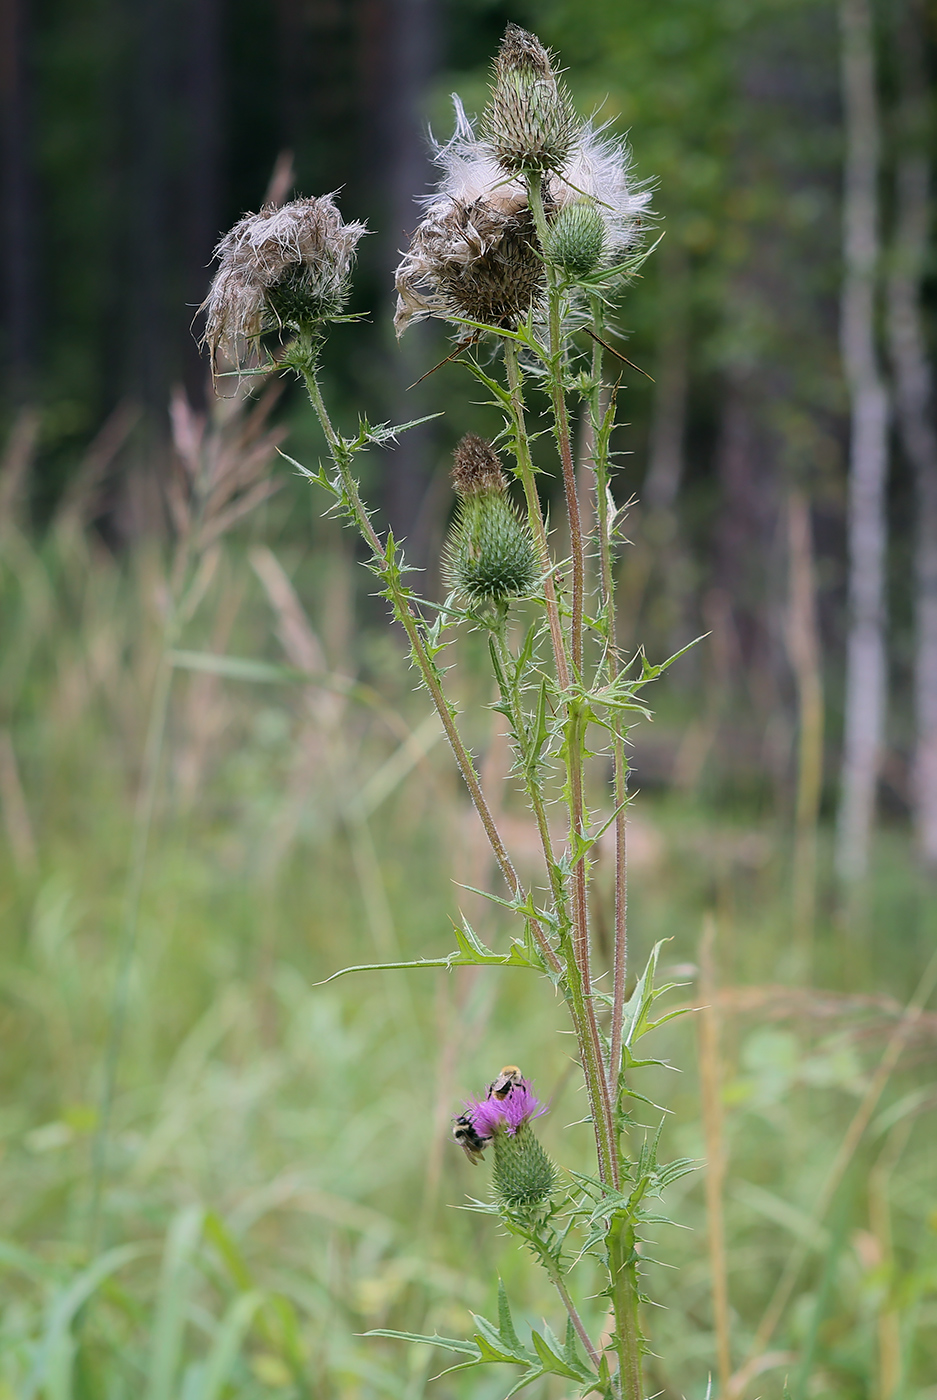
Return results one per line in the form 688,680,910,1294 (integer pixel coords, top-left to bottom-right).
731,950,937,1391
0,729,37,874
53,401,141,535
0,407,40,528
867,1121,911,1400
698,916,732,1396
167,381,286,560
785,491,824,963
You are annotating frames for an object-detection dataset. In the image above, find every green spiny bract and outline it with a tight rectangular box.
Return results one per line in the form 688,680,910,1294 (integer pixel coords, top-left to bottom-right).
544,201,606,278
492,1123,557,1210
482,26,576,177
444,434,539,606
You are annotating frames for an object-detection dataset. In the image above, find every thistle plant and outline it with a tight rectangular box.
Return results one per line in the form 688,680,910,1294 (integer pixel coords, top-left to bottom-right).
205,26,692,1400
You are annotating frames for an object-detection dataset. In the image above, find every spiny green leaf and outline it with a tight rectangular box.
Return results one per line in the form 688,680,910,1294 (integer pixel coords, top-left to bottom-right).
363,1329,480,1356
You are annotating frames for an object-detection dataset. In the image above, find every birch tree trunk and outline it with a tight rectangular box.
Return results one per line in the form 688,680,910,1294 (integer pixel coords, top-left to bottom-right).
886,0,937,870
836,0,889,884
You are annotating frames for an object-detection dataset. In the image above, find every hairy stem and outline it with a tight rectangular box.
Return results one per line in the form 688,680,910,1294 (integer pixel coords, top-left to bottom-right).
608,1216,643,1400
567,699,618,1187
541,1248,603,1373
301,362,565,975
490,631,566,919
527,173,586,677
502,340,570,690
587,301,630,1089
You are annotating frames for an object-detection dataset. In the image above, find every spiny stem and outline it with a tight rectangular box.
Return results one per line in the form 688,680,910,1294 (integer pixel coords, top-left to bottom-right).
588,298,629,1089
302,363,565,976
502,340,570,690
490,631,566,920
567,700,618,1187
544,1252,603,1373
527,173,586,677
608,1216,643,1400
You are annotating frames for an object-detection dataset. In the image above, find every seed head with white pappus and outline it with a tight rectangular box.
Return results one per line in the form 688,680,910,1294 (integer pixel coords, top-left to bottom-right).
393,33,651,336
483,26,576,178
444,435,539,606
202,195,367,366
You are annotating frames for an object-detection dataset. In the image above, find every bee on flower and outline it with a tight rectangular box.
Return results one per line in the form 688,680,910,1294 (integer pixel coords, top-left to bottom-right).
453,1067,556,1211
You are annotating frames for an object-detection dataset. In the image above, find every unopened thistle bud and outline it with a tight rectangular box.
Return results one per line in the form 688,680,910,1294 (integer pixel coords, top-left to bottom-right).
482,26,576,177
201,194,367,366
443,436,539,605
543,200,606,278
492,1123,557,1210
453,1069,556,1212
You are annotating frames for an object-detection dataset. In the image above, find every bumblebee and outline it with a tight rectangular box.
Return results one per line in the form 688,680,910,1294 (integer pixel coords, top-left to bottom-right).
453,1112,488,1164
487,1065,523,1101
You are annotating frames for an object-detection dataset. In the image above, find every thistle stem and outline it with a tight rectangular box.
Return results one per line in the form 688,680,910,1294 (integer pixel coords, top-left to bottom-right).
490,631,566,920
301,361,565,976
527,173,586,677
502,340,570,690
587,298,629,1088
543,1252,603,1373
608,1216,643,1400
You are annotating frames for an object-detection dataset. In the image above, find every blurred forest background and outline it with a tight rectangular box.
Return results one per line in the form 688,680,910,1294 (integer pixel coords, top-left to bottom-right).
2,0,937,1397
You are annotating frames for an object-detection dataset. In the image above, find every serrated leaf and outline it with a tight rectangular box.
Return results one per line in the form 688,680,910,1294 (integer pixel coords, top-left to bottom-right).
363,1329,480,1356
497,1280,527,1357
529,1329,590,1382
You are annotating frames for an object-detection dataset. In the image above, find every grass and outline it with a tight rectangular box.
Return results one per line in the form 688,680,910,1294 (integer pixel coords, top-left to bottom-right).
1,466,936,1398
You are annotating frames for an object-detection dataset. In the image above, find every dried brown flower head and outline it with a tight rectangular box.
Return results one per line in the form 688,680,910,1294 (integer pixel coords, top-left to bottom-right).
450,434,508,497
202,194,366,366
483,26,575,176
395,196,543,337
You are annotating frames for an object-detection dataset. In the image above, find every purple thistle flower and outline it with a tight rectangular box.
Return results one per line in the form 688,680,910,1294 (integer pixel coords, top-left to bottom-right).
464,1077,546,1142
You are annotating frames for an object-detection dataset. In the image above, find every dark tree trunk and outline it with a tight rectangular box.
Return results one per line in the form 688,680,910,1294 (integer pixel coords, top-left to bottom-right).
182,0,223,406
360,0,439,566
0,0,37,402
129,0,170,424
886,0,937,869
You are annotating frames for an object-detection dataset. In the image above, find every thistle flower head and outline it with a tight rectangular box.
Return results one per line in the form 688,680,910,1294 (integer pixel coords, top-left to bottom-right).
394,76,651,334
466,1076,546,1139
450,432,509,497
455,1074,555,1210
202,194,367,365
551,123,651,263
443,435,539,606
482,25,576,177
543,200,606,278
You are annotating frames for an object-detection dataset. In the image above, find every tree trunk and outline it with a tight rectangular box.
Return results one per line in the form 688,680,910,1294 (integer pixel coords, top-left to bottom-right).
0,0,37,401
835,0,889,884
785,491,824,957
361,0,439,566
182,0,223,408
886,0,937,871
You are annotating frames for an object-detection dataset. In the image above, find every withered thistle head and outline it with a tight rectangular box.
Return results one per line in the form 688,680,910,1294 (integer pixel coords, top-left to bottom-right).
444,436,539,606
482,26,575,177
394,196,543,337
202,194,367,366
451,433,509,497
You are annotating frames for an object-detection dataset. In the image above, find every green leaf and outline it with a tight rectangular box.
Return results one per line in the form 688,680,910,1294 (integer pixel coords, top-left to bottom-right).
530,1328,590,1382
497,1279,526,1357
363,1329,480,1357
192,1291,265,1400
145,1205,205,1400
23,1244,149,1400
